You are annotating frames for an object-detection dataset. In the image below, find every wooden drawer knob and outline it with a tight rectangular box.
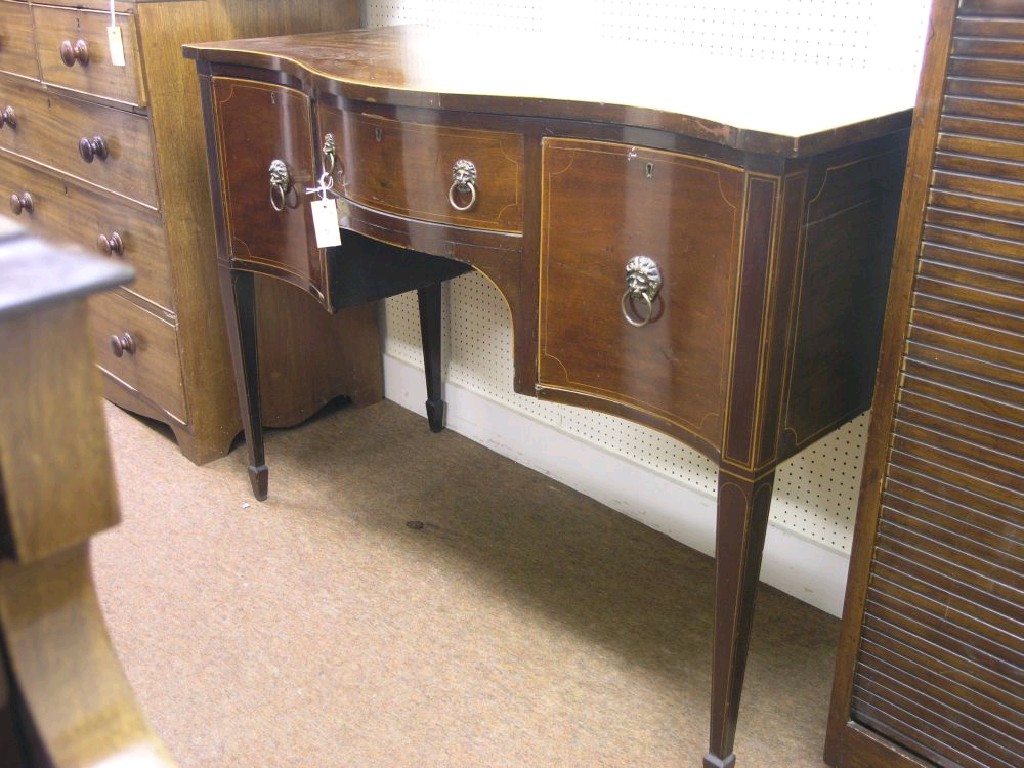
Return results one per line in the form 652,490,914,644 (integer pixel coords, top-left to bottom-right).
0,106,15,129
59,39,89,67
97,231,124,256
9,192,32,215
79,135,109,163
110,332,135,357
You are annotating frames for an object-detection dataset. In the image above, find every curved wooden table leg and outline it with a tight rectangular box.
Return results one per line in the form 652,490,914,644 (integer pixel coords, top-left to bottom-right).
1,546,175,768
704,469,775,768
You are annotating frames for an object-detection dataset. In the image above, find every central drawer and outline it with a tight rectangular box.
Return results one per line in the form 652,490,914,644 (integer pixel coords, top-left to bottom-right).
321,106,524,233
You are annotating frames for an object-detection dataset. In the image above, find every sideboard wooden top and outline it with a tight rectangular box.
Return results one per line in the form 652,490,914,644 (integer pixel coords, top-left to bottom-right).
184,25,916,157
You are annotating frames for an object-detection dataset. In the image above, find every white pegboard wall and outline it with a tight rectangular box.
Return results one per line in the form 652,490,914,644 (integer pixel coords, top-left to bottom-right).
366,0,931,73
370,0,932,555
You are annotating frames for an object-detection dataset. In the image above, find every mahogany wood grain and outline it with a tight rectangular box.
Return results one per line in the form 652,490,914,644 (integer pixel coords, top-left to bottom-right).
327,107,525,232
539,138,742,455
780,140,906,455
825,1,1024,766
186,26,911,159
210,77,325,300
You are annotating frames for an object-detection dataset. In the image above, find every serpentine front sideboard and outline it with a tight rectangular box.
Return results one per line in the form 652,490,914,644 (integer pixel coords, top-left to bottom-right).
185,27,914,768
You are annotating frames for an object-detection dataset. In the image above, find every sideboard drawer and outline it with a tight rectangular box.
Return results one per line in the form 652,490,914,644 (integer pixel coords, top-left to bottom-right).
0,152,172,309
89,290,186,422
0,78,157,205
326,107,523,233
32,3,146,107
538,138,744,448
0,0,37,80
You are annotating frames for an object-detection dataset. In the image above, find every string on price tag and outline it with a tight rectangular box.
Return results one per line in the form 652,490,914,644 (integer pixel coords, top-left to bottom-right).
306,172,342,248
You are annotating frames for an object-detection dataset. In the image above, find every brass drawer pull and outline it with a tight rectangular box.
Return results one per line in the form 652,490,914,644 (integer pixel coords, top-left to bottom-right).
0,106,15,129
59,39,90,68
322,133,338,175
268,159,292,212
9,191,32,215
621,255,663,328
79,135,109,163
97,231,124,257
448,159,477,212
110,332,135,357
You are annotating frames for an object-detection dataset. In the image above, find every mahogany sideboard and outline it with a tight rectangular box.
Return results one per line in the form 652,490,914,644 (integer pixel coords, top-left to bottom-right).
0,0,381,465
185,27,914,767
826,1,1024,766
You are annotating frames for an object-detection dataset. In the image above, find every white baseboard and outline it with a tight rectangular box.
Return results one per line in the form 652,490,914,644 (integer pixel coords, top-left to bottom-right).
383,353,849,617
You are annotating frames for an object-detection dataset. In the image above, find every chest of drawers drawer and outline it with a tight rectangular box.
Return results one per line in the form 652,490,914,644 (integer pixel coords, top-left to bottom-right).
32,2,145,107
0,151,172,309
88,290,186,422
322,106,524,233
0,77,157,205
0,0,35,79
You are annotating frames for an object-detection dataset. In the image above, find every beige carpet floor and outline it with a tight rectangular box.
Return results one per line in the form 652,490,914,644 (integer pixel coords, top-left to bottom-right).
90,398,840,767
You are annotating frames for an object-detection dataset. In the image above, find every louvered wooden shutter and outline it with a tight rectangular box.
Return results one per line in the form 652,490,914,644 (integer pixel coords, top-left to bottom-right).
825,1,1023,766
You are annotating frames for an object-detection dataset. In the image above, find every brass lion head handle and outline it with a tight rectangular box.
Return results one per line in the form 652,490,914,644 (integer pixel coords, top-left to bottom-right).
449,159,478,212
268,159,292,212
621,255,663,328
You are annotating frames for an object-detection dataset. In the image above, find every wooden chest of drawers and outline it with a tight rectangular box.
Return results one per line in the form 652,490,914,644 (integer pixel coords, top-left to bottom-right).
0,0,382,464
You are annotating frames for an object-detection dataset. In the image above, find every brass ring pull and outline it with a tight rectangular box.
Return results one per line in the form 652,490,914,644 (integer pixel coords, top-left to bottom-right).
621,255,663,328
268,159,291,212
449,159,477,212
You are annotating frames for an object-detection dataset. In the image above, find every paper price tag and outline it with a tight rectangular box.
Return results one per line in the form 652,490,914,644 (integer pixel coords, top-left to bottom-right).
311,199,342,248
107,26,126,67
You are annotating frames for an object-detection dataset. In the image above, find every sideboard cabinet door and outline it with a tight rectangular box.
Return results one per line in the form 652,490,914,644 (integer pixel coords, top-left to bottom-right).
210,77,327,303
538,138,743,452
